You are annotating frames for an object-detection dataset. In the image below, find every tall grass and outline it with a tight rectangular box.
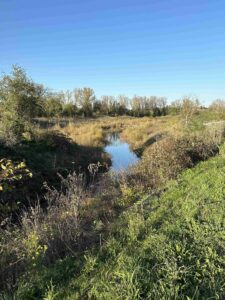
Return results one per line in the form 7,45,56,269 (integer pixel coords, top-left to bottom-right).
121,115,182,149
55,123,105,147
54,115,182,150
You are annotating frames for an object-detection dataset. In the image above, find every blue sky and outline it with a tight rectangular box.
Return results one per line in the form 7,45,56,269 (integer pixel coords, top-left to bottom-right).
0,0,225,104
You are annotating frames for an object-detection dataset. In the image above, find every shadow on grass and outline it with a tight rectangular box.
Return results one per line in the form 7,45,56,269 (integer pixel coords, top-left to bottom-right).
135,132,167,156
0,132,111,219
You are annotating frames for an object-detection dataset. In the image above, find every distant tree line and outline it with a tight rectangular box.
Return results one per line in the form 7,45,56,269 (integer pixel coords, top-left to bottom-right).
0,67,166,118
0,66,224,145
39,89,169,118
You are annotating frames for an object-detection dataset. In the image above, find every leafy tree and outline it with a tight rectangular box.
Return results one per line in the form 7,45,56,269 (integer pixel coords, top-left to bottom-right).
100,95,115,115
44,92,63,117
0,65,45,119
0,65,45,145
62,102,77,117
74,87,95,117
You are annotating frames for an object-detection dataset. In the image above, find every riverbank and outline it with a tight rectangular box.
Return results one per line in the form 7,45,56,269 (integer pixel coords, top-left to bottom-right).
1,123,225,299
1,111,225,298
0,112,222,219
51,115,182,150
59,147,225,299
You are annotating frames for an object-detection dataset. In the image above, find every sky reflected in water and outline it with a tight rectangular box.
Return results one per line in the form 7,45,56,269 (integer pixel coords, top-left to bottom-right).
104,132,139,172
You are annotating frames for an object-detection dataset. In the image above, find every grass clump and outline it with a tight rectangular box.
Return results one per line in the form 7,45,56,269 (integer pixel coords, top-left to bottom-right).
56,122,105,147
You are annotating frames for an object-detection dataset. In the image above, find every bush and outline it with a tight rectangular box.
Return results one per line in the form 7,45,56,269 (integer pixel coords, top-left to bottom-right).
128,134,219,190
21,172,86,263
0,159,33,219
0,159,32,193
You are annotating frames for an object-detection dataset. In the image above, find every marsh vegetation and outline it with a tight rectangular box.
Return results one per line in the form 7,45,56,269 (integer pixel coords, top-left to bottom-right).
0,66,225,299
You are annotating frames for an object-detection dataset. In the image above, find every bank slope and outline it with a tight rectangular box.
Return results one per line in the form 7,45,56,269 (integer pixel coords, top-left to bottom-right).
15,152,225,300
65,153,225,300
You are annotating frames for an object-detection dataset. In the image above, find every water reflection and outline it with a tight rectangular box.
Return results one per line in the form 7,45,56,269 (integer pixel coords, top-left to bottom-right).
104,132,139,172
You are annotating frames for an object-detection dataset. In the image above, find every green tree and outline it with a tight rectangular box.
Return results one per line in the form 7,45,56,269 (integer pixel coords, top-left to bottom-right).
0,65,45,145
62,102,77,117
44,92,63,117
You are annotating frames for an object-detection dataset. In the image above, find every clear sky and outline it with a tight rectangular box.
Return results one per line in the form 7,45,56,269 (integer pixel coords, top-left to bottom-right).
0,0,225,104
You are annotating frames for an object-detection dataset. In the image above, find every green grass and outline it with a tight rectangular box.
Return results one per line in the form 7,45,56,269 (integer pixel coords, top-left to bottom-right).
188,110,225,132
70,154,225,300
13,146,225,300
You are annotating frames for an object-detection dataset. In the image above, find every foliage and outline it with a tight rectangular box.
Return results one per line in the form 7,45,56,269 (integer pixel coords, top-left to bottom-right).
0,65,45,145
130,95,167,117
0,159,32,192
44,93,63,117
43,281,58,300
62,102,77,117
21,231,48,268
0,137,223,299
74,87,95,117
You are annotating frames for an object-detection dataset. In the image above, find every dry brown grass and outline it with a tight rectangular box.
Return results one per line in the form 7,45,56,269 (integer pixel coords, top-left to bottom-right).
121,115,183,149
127,132,220,191
55,122,105,147
53,115,183,149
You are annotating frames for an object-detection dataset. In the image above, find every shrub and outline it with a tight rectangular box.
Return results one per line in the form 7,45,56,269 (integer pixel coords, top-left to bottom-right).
21,172,86,263
128,134,219,190
0,159,32,218
0,159,32,192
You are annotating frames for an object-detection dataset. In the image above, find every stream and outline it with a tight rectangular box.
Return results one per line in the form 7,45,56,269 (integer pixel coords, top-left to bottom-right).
104,132,139,172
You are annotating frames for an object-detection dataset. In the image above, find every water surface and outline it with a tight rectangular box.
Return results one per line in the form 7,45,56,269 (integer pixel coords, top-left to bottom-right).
104,132,139,172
